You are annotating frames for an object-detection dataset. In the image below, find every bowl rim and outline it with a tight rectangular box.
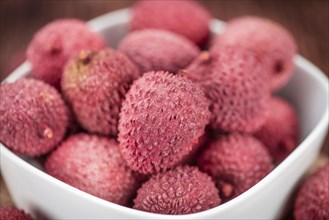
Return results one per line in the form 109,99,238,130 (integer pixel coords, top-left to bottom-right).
1,8,328,219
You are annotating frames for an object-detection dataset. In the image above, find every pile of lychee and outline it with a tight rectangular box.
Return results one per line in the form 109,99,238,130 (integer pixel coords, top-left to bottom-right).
1,0,327,219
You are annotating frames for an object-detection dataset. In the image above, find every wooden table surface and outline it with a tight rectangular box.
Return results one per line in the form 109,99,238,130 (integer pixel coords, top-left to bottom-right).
0,0,328,218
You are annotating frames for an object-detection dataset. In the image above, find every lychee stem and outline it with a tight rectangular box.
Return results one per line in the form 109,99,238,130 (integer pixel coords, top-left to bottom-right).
43,127,53,139
79,50,95,64
45,44,61,55
178,69,188,77
199,51,211,63
218,181,234,199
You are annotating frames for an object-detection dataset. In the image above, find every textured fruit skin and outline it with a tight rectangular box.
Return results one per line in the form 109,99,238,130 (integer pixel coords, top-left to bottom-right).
130,0,210,46
133,166,221,214
186,47,270,133
254,96,299,163
180,131,211,165
213,16,297,91
294,164,329,220
198,134,273,201
0,78,69,156
0,207,33,220
27,19,106,88
118,71,211,174
118,29,200,74
45,134,140,206
61,49,139,136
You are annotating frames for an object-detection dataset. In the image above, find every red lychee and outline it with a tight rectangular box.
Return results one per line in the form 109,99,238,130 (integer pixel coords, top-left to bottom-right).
213,16,297,91
118,71,210,174
61,49,139,136
0,207,33,220
27,19,106,88
198,134,273,201
186,46,270,133
119,29,200,74
0,78,69,156
254,96,299,163
45,134,140,206
130,0,211,46
294,164,329,220
133,166,221,214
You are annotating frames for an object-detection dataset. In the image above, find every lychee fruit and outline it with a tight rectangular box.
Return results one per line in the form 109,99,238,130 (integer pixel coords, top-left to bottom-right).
118,71,210,174
213,16,297,91
294,164,329,220
198,134,273,201
0,78,69,157
0,207,33,220
61,49,139,136
254,96,299,163
133,166,221,214
186,46,270,133
27,19,106,88
45,134,140,206
118,29,200,74
130,0,211,46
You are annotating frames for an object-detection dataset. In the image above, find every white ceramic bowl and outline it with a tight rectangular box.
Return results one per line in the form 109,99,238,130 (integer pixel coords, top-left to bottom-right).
1,9,328,220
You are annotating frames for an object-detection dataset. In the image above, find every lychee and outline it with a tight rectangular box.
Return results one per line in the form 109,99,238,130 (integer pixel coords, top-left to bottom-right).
0,78,69,156
186,46,270,133
27,19,106,88
294,164,329,220
118,29,200,74
133,166,221,214
0,207,33,220
61,49,139,136
118,71,210,174
213,16,297,91
198,134,273,201
45,134,140,206
130,0,211,46
254,96,299,163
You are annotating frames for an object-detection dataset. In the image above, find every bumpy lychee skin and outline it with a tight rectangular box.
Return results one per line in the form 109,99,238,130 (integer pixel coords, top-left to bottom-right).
27,19,106,88
61,49,139,136
0,207,33,220
186,46,270,133
45,134,140,206
254,96,299,163
133,166,221,214
118,29,200,74
0,78,69,157
118,71,211,174
213,16,297,91
180,131,211,165
294,164,329,220
130,0,211,46
198,134,273,201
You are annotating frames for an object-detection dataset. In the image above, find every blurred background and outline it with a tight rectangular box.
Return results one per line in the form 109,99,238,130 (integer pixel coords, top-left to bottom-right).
0,0,328,218
1,0,328,77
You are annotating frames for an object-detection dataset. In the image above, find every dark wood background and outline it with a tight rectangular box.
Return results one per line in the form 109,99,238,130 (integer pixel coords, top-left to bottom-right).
1,0,328,218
